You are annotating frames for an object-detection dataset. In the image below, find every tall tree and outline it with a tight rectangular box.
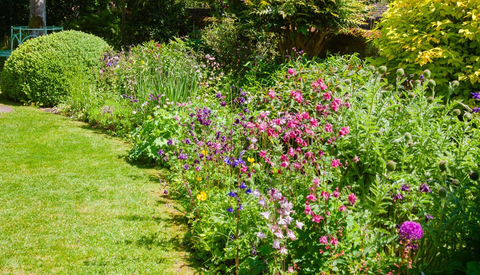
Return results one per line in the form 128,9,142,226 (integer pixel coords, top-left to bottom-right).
29,0,46,34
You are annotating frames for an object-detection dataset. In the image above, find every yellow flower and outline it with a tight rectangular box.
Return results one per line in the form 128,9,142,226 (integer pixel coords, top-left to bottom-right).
247,157,255,163
196,176,202,181
197,191,207,201
201,150,208,156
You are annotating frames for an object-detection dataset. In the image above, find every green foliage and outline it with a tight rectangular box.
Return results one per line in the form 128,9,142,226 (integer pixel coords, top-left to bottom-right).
0,30,110,107
199,16,278,73
126,0,191,44
243,0,370,57
372,0,480,98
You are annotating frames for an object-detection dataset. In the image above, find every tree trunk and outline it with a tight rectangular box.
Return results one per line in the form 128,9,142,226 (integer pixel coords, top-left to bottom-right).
29,0,46,35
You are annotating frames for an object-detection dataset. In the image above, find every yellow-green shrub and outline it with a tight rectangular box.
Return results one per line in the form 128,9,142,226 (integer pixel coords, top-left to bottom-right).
1,30,110,106
373,0,480,98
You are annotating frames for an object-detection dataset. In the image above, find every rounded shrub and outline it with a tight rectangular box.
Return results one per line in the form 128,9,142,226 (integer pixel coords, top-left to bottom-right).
1,30,110,106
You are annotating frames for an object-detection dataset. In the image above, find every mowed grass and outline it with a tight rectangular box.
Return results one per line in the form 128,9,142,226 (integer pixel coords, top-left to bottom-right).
0,99,193,274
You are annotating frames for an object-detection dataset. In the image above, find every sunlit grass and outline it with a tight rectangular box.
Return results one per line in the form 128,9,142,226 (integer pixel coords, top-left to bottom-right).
0,98,193,274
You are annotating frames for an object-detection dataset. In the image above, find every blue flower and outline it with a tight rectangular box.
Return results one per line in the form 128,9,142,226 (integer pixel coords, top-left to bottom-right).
224,157,231,165
472,92,480,100
228,191,237,197
246,188,252,194
473,107,480,113
239,182,247,189
227,206,234,213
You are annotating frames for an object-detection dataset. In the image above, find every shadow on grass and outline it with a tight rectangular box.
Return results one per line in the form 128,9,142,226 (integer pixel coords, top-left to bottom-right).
0,95,22,106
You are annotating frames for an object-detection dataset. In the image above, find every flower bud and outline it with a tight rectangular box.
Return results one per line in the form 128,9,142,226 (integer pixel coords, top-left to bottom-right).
452,109,461,116
427,96,435,103
344,79,351,85
423,69,431,78
464,112,472,120
396,68,404,77
428,79,436,88
408,92,415,98
438,188,447,198
438,160,447,172
378,66,387,74
414,80,422,87
253,163,261,171
386,161,397,172
469,171,479,181
368,65,376,72
404,132,412,141
452,80,460,88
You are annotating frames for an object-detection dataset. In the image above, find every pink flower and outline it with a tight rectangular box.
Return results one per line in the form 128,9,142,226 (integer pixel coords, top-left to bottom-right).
287,68,295,75
312,214,323,223
319,81,327,91
318,150,325,157
326,211,331,216
345,102,351,108
319,236,328,244
323,92,332,101
288,266,294,273
306,193,317,202
287,230,296,241
304,204,312,215
353,156,359,163
280,161,289,168
310,118,318,127
301,112,309,120
294,162,302,170
281,154,289,161
339,126,350,137
321,191,330,201
241,166,248,173
259,150,267,158
288,148,295,156
325,123,333,133
280,246,288,254
273,239,280,249
268,89,276,99
312,177,320,186
330,237,338,245
333,187,340,198
331,159,342,168
348,193,358,205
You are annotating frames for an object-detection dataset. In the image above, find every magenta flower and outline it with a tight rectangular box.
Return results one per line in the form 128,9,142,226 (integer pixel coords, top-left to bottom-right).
312,214,323,223
353,156,359,163
330,237,338,245
399,221,423,241
325,123,333,133
332,188,340,198
321,191,330,201
339,126,350,137
348,193,358,205
287,68,295,75
304,204,312,215
259,150,267,158
268,89,276,99
306,193,317,202
319,236,328,244
339,205,347,212
323,92,332,101
312,177,320,186
331,159,342,168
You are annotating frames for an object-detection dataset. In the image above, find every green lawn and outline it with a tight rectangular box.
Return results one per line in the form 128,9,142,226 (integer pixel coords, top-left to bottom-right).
0,98,194,274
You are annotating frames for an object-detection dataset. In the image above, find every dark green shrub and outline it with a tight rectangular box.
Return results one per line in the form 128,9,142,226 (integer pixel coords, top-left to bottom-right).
0,30,110,106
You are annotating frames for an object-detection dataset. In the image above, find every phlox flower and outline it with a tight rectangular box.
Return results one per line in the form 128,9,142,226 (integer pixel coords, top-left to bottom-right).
319,236,328,244
259,198,266,207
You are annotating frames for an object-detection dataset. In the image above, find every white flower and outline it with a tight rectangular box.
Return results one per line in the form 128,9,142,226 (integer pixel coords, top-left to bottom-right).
260,211,271,220
274,231,284,239
253,189,261,198
272,239,280,249
295,220,304,230
287,230,296,241
256,232,266,239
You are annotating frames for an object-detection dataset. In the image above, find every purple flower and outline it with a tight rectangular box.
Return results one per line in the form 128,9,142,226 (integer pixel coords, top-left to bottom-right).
239,182,247,189
228,191,237,197
399,221,423,241
216,93,222,98
184,139,191,144
227,206,234,213
472,92,480,100
184,164,189,170
393,193,403,202
167,139,173,146
237,204,243,210
473,107,480,113
157,150,164,156
220,101,227,107
401,184,410,192
223,157,231,165
420,183,432,193
178,153,188,160
425,215,434,222
419,74,424,80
